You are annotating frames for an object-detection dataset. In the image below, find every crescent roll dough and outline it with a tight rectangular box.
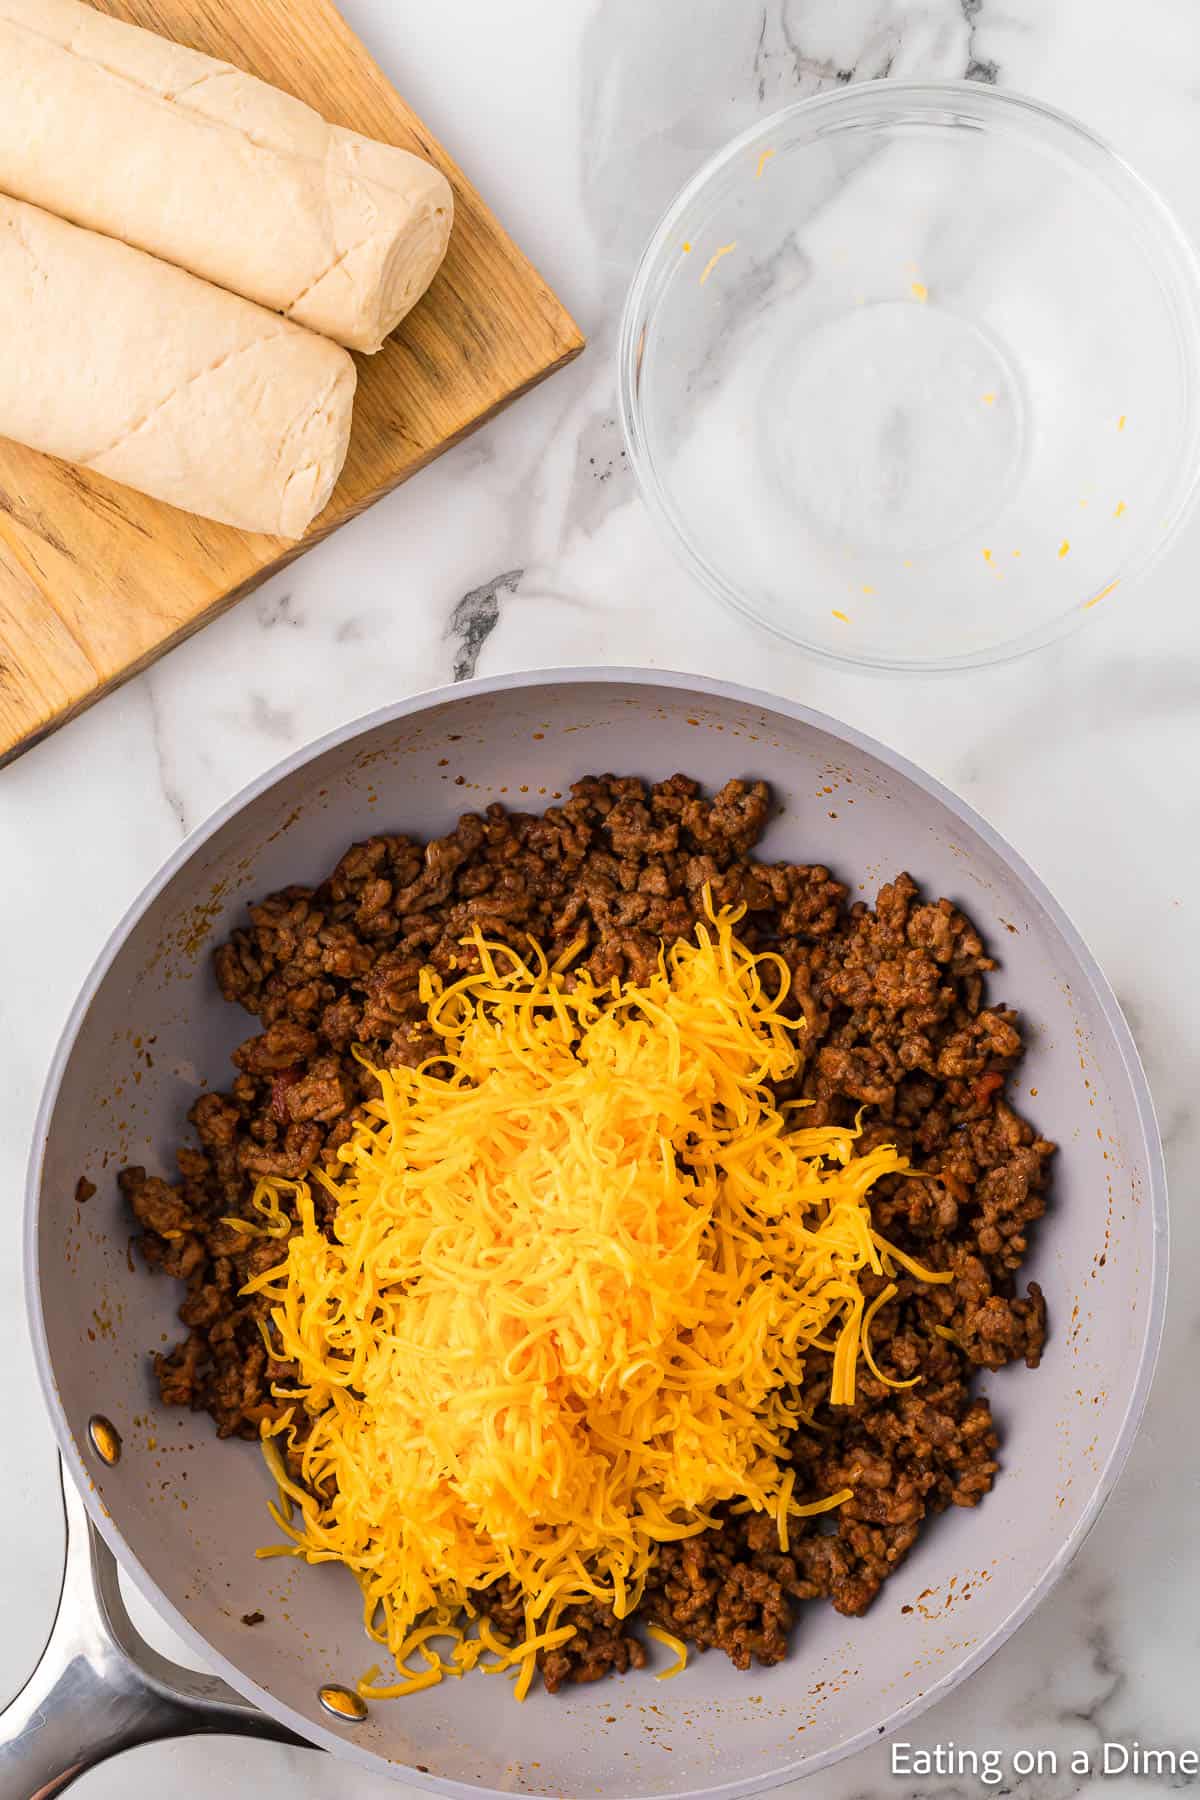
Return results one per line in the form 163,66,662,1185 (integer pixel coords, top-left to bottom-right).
0,0,454,353
0,195,356,538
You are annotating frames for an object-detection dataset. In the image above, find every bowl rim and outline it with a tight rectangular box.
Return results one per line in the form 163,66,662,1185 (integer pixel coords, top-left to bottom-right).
618,78,1200,674
25,666,1169,1799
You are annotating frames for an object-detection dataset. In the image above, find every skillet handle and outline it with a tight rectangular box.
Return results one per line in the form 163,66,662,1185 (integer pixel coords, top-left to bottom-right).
0,1458,307,1800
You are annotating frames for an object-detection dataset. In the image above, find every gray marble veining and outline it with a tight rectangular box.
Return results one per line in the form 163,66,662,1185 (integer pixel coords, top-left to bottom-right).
448,568,524,681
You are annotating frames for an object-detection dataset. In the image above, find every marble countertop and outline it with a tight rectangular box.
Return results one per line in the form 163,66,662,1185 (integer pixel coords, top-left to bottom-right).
3,2,1198,1795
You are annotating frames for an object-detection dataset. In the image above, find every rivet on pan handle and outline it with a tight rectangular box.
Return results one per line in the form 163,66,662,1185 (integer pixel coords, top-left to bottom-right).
0,1458,307,1799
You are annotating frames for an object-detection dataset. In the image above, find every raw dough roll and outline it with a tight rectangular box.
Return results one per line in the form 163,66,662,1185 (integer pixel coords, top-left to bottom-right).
0,195,356,538
0,0,454,354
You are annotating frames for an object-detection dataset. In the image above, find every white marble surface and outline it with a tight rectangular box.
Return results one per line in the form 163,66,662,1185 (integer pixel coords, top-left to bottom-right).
2,2,1199,1795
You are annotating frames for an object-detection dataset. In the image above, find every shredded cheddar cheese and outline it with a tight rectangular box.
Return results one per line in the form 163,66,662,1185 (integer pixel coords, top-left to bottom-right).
1083,579,1120,611
647,1623,689,1678
241,896,948,1698
699,241,737,284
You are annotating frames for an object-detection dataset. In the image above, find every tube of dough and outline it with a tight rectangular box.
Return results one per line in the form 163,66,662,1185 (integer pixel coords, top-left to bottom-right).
0,0,454,354
0,195,356,539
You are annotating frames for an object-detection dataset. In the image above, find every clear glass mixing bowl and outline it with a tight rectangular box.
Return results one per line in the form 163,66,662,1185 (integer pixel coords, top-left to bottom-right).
619,82,1200,671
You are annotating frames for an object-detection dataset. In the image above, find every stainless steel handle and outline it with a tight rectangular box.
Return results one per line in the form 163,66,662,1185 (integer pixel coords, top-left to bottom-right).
0,1459,307,1799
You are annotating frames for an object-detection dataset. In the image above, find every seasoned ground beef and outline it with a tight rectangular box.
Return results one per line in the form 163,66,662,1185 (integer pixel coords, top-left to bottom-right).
121,774,1051,1690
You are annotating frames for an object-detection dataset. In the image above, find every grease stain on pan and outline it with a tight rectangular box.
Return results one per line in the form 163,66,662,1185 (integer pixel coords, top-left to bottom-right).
898,1564,995,1622
142,876,234,978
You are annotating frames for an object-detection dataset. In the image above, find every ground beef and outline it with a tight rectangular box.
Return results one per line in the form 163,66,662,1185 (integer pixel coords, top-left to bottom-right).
479,1580,648,1693
120,774,1051,1690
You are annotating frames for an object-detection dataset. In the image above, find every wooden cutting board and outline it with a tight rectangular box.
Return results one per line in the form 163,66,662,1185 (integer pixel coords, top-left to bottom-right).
0,0,584,767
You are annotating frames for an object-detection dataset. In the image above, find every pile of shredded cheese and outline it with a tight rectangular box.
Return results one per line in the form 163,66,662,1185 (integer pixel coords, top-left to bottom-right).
238,895,949,1699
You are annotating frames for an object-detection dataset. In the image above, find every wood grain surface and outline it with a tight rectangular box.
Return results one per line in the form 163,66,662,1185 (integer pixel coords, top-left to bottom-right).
0,0,584,766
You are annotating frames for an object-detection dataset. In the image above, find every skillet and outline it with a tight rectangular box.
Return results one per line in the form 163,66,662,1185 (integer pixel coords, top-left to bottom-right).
5,669,1167,1799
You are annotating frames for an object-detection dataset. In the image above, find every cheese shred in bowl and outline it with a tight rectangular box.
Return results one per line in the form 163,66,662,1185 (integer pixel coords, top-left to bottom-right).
240,893,950,1697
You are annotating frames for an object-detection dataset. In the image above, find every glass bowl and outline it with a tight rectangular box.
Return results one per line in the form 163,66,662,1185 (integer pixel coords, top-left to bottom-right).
619,82,1200,671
